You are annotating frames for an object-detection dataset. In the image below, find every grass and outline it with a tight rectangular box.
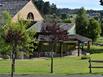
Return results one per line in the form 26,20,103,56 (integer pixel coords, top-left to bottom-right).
1,53,103,75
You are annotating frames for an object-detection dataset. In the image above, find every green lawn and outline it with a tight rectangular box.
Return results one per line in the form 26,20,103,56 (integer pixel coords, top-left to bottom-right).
89,45,103,53
1,53,103,75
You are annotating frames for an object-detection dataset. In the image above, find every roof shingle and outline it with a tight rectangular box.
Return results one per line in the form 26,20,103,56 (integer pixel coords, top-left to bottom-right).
0,0,28,16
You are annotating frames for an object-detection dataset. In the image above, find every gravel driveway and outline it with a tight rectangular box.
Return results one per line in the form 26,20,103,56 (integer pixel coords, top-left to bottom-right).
0,75,103,77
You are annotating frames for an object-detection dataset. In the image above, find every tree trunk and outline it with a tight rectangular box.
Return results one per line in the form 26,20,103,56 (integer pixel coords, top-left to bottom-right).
51,52,53,73
11,44,16,77
51,41,55,73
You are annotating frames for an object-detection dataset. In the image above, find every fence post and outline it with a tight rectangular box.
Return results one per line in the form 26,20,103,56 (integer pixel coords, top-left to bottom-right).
89,58,92,73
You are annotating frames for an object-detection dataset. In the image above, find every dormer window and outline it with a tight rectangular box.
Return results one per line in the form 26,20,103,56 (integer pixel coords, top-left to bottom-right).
27,12,34,21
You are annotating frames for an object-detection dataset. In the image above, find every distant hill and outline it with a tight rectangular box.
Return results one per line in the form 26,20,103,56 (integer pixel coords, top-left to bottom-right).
57,8,103,14
57,8,79,14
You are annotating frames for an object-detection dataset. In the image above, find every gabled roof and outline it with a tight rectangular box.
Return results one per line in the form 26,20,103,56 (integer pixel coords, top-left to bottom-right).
60,23,76,35
28,21,43,32
0,0,28,17
0,0,43,23
68,34,92,43
60,23,75,31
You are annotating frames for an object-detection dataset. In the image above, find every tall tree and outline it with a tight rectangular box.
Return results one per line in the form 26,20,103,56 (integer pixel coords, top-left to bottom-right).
99,0,103,36
43,1,50,15
1,11,35,77
101,21,103,36
76,7,89,36
50,3,57,14
76,8,101,41
88,19,101,41
33,0,57,15
34,0,44,15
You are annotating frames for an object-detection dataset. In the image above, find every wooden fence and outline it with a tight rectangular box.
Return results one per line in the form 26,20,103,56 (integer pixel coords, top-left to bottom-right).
89,58,103,73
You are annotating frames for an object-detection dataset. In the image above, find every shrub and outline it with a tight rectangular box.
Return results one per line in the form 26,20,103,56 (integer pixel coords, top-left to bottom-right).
84,45,103,54
64,19,72,23
81,55,90,60
2,55,10,59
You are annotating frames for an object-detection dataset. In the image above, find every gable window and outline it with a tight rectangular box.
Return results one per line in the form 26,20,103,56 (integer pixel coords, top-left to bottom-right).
27,12,34,21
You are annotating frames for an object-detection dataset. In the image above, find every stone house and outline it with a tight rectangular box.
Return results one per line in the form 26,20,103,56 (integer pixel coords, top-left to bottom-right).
0,0,43,25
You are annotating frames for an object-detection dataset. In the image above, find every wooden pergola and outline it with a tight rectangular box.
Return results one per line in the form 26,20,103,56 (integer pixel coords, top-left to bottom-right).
68,34,92,56
35,32,92,57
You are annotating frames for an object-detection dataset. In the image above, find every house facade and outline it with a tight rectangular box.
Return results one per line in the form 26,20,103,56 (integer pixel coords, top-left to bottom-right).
0,0,43,24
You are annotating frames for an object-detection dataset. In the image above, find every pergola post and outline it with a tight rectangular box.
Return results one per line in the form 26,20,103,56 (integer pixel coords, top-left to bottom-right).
87,41,90,51
60,41,63,57
77,41,80,56
81,43,84,52
81,43,85,55
38,42,41,57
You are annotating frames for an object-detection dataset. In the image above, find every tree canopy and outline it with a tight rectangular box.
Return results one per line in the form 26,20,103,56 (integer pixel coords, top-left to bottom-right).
33,0,57,15
88,19,101,41
76,7,89,36
0,11,35,58
76,7,101,41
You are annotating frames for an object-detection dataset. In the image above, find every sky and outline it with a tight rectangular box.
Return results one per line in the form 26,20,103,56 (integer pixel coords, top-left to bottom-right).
43,0,103,10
